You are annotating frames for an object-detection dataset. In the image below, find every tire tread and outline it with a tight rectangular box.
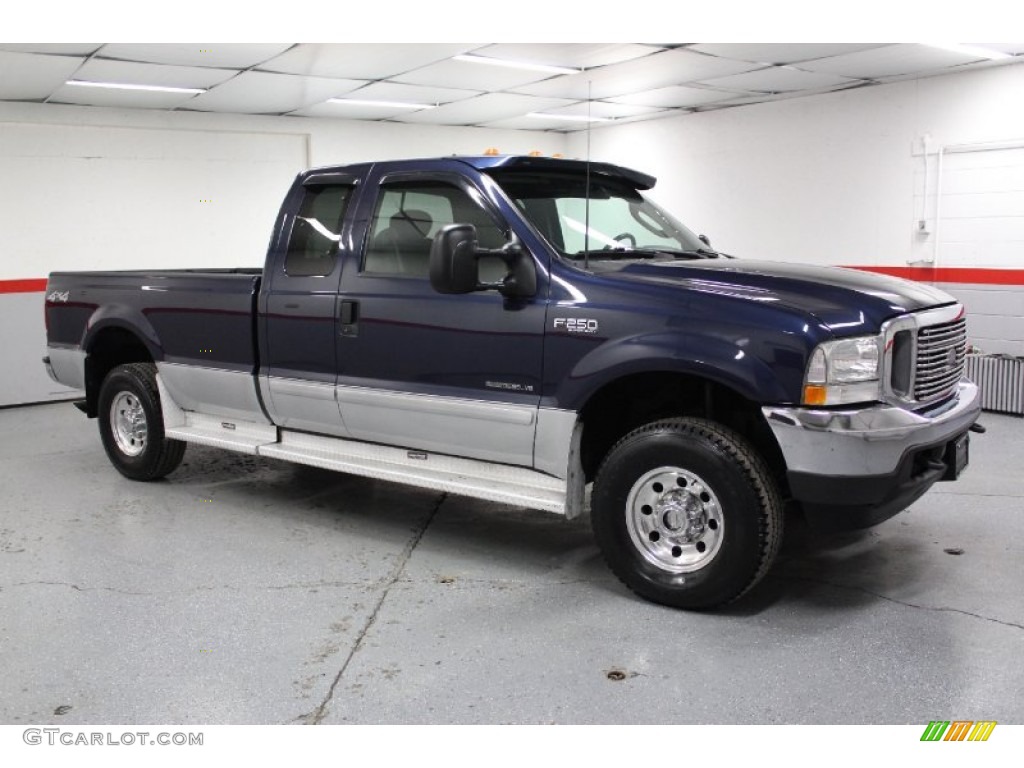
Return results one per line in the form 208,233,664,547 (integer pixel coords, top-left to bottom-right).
99,362,185,481
593,417,782,608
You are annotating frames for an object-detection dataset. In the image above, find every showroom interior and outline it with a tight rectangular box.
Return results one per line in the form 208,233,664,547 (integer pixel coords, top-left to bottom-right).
1,41,1023,725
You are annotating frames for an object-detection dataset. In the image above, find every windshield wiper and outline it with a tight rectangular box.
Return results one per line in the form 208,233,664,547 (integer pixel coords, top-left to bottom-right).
568,247,711,261
672,248,721,259
568,248,653,261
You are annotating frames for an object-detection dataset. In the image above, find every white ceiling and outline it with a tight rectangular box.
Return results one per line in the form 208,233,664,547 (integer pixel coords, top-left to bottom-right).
1,43,1022,132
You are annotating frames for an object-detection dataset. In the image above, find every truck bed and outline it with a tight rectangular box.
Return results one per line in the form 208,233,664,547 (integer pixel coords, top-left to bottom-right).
46,269,263,373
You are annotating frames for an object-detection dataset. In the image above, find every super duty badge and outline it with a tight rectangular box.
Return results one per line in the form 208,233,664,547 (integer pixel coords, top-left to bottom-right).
553,317,599,334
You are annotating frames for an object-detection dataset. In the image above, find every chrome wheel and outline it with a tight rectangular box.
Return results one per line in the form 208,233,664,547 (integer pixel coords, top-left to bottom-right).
626,466,724,573
110,391,148,457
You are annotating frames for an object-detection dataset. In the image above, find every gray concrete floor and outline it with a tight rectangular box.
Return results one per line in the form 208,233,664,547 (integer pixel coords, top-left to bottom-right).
0,402,1021,725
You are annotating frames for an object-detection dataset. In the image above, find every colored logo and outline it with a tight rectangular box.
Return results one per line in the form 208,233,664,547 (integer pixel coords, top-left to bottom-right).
920,721,997,741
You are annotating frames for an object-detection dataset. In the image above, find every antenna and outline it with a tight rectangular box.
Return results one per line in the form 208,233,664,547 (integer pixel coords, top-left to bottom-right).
584,80,592,271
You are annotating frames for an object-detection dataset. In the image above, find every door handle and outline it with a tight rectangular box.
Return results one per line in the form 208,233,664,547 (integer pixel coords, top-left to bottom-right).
340,299,359,337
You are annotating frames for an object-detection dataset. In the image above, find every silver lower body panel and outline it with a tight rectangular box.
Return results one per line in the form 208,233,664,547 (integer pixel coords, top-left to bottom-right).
157,374,576,516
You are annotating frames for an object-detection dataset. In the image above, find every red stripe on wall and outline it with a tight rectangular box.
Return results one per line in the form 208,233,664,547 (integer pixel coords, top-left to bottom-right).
845,266,1024,286
0,279,48,294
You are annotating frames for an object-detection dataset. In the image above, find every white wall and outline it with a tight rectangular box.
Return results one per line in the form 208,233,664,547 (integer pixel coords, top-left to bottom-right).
0,102,566,406
567,62,1024,355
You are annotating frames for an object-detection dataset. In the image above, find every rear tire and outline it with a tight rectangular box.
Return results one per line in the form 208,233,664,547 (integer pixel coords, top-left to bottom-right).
591,417,782,609
98,363,185,481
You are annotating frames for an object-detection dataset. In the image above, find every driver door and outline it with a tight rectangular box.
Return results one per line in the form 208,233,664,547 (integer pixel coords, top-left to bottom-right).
335,169,547,467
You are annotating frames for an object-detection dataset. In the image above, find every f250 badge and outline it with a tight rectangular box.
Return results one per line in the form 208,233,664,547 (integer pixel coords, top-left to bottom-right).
553,317,599,334
47,290,69,303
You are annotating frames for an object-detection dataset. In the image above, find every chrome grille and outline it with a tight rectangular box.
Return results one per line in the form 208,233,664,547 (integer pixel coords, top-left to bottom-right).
914,317,967,402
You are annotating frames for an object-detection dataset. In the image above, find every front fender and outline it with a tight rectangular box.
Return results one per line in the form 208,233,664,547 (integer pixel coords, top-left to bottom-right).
556,330,801,410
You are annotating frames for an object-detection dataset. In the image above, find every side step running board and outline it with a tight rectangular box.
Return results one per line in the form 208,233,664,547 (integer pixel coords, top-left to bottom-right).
261,432,566,513
157,376,569,515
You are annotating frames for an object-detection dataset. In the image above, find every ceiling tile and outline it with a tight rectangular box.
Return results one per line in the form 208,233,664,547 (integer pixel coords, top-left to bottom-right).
392,58,558,91
698,66,860,93
541,101,666,119
472,44,662,70
184,72,366,114
513,48,760,100
47,85,200,110
0,51,84,100
259,43,483,80
608,85,739,109
799,44,986,79
603,109,690,126
390,93,573,125
97,43,293,69
689,43,889,64
480,116,579,132
74,59,237,89
0,43,102,56
338,81,481,105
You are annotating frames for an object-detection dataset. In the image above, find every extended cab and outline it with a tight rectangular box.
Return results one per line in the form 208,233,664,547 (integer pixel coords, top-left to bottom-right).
43,155,983,609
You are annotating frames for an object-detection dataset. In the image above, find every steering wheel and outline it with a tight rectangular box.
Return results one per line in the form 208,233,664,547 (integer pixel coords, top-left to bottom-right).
604,232,637,249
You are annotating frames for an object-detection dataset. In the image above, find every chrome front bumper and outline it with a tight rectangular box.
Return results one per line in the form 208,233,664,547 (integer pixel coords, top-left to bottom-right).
762,380,981,478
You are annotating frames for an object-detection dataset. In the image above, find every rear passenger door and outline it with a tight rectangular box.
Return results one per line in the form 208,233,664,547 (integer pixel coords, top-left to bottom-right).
261,175,360,436
335,169,547,467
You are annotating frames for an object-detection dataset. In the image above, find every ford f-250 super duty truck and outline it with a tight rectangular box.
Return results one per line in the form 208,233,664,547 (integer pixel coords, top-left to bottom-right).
43,155,982,609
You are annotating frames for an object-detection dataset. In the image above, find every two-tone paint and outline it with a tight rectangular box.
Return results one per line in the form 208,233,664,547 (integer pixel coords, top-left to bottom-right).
43,155,980,526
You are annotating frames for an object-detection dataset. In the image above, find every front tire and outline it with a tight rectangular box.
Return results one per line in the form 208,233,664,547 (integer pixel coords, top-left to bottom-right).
98,363,185,481
591,417,782,609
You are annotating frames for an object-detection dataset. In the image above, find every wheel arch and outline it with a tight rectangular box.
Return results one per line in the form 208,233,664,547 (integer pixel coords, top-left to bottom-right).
82,319,159,417
576,369,789,498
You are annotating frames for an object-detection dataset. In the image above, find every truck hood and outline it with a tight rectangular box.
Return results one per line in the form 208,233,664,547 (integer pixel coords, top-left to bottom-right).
611,258,956,333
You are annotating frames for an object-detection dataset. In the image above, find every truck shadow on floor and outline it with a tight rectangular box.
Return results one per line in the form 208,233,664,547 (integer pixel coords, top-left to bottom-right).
167,447,934,616
723,511,935,617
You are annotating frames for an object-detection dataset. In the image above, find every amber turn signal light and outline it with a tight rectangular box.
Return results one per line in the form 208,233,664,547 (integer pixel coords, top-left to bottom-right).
803,385,828,406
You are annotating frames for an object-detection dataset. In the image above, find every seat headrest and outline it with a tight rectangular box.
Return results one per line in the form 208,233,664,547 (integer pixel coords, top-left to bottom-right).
390,209,432,239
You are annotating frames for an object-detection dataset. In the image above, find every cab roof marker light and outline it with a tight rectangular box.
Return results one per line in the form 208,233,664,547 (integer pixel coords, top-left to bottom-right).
452,54,580,76
66,80,207,94
327,98,436,110
921,43,1013,61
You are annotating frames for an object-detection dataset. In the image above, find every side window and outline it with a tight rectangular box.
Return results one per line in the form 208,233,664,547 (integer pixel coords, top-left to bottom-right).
284,184,353,277
364,181,506,278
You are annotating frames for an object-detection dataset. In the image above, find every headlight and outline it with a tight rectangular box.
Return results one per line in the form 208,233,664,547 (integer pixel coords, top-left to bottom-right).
803,336,882,406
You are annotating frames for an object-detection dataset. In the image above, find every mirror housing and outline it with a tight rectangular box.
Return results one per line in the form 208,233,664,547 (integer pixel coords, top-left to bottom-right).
429,224,479,294
429,224,536,298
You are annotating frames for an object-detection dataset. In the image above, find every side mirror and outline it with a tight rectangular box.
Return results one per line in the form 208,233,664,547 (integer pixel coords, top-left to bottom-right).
429,224,537,298
429,224,479,294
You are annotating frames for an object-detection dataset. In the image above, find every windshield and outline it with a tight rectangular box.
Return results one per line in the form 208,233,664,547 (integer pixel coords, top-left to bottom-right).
489,171,714,264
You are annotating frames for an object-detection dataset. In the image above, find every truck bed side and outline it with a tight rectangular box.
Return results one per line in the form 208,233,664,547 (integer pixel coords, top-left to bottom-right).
45,269,265,422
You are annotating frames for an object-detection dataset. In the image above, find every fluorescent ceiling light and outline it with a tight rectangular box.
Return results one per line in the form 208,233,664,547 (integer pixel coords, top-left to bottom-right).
453,54,580,76
526,112,612,123
66,80,207,95
921,43,1012,61
327,98,435,110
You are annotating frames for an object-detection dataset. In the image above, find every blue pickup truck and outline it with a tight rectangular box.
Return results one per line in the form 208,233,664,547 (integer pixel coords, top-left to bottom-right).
43,154,982,609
